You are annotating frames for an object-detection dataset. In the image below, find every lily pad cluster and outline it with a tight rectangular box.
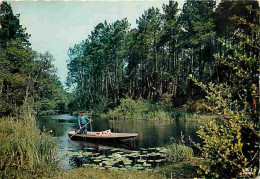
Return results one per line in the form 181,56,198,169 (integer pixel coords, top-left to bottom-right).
66,147,169,171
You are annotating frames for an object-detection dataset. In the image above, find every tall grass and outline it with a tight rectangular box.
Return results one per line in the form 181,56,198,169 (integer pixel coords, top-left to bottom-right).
0,108,58,178
165,142,194,162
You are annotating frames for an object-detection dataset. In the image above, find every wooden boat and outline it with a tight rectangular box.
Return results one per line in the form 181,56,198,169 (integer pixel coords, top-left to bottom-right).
68,131,138,142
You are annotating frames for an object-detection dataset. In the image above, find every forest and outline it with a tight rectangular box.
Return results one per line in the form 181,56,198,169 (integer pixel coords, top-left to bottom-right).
0,0,259,178
67,0,259,112
0,2,69,117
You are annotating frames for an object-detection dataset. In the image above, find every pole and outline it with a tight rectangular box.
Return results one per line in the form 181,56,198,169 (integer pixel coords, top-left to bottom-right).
90,110,93,131
69,121,90,140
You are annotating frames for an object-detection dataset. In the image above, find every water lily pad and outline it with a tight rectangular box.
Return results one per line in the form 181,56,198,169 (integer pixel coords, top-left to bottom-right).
101,158,110,161
93,159,102,163
71,152,82,156
111,149,120,152
131,150,139,153
137,159,146,163
160,154,167,158
137,166,144,170
125,164,132,167
92,153,100,157
161,158,167,162
148,148,156,151
96,155,105,159
134,164,142,167
123,161,132,165
83,152,93,156
143,163,152,167
77,155,83,158
159,148,168,153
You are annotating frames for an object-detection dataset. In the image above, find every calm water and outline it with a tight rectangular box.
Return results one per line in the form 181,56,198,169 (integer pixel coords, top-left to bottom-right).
38,114,201,169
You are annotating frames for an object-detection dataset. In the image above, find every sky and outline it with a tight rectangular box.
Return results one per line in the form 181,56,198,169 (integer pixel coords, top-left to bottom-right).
7,0,185,83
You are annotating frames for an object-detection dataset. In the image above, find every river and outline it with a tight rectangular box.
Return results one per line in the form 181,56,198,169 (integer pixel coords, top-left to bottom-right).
38,114,201,169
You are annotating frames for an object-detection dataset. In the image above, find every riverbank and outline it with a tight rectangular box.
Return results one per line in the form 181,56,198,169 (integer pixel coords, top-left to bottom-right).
50,157,201,179
52,167,163,179
102,97,217,122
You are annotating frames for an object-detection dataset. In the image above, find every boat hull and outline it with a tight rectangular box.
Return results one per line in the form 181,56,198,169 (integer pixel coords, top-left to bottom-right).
68,131,138,142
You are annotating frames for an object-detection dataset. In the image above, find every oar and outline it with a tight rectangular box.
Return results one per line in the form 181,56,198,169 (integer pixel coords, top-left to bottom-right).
69,121,90,140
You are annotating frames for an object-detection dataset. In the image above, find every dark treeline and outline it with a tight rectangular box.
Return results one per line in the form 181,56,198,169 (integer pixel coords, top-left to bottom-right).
67,0,259,111
0,2,69,117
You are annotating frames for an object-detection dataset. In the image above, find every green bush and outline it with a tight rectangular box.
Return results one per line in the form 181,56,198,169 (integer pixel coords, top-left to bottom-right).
106,97,175,120
192,15,259,178
0,109,58,178
184,99,208,114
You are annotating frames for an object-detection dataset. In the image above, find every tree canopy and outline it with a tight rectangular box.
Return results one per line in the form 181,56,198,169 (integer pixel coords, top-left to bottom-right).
0,2,69,116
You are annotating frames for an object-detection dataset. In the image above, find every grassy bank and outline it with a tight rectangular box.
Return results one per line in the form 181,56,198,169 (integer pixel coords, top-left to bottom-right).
53,167,163,179
0,109,58,178
158,159,201,178
104,97,217,122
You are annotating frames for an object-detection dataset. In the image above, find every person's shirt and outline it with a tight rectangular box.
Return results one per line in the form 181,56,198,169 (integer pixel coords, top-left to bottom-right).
78,115,89,127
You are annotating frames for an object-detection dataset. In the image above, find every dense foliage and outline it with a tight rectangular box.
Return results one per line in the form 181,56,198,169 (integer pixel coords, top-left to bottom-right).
194,12,259,178
105,97,177,120
67,0,259,111
0,2,69,116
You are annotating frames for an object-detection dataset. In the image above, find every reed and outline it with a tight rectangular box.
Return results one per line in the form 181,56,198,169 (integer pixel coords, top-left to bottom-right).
165,142,194,162
0,109,58,178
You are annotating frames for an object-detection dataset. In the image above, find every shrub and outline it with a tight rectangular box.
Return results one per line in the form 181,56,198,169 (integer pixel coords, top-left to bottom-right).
192,15,259,178
106,97,176,120
184,99,208,114
106,97,148,119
